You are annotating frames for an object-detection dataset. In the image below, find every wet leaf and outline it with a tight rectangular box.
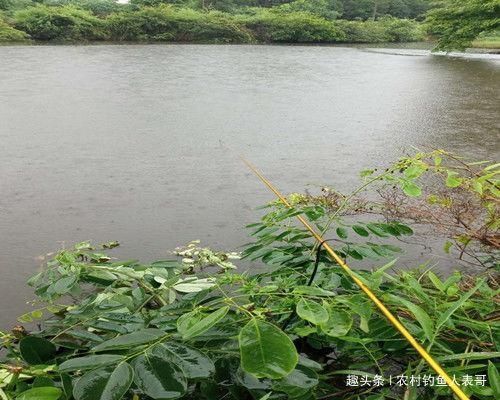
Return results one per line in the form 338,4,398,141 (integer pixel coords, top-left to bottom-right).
296,298,329,325
157,342,215,379
73,362,133,400
177,306,229,340
132,348,187,399
17,387,62,400
239,319,298,379
20,336,57,365
93,329,165,352
321,309,353,337
59,355,124,372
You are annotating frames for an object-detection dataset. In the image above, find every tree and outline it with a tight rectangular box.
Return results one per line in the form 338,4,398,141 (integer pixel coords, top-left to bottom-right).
426,0,500,51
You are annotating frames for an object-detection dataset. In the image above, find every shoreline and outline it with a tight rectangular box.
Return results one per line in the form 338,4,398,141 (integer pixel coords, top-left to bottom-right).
1,40,499,54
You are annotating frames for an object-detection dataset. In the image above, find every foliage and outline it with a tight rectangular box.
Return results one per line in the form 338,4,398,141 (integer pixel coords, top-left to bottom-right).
107,5,253,42
338,0,430,20
0,150,498,400
43,0,124,16
14,4,107,40
238,9,345,42
425,0,500,51
0,16,29,40
337,16,423,42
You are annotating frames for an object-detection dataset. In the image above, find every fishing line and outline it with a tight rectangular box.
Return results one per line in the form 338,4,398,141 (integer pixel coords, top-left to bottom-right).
241,155,470,400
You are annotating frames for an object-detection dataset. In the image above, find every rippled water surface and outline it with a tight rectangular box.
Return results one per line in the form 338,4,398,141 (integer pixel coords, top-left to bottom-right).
0,44,499,326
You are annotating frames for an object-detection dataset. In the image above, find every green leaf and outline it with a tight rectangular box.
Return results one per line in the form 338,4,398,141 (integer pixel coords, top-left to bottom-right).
402,182,422,197
17,387,62,400
488,361,500,398
239,319,298,379
177,306,229,340
73,362,133,400
59,355,124,372
50,275,78,295
272,365,319,398
19,336,57,365
296,299,329,325
388,295,434,342
352,225,369,237
366,223,389,237
320,309,353,337
292,286,335,297
445,171,462,188
427,271,445,292
93,328,165,352
157,342,215,379
336,227,348,239
132,347,187,399
436,280,484,332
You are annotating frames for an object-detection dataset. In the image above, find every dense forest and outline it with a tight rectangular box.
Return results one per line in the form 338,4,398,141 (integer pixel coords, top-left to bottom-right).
0,1,499,51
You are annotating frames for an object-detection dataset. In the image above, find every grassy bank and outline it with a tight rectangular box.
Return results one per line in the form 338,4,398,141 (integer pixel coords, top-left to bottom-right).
0,4,425,44
471,34,500,49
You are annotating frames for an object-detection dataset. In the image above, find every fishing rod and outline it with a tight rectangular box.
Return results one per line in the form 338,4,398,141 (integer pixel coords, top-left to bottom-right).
241,156,470,400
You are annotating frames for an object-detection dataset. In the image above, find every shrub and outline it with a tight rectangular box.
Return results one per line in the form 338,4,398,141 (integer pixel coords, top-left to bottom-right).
0,17,29,41
239,9,345,43
14,4,108,41
107,6,253,42
337,17,423,43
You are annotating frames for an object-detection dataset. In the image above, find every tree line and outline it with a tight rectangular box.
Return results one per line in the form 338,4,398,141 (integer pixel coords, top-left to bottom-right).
0,0,498,50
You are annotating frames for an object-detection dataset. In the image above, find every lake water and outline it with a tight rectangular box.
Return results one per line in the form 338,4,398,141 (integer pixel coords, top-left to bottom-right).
0,44,499,327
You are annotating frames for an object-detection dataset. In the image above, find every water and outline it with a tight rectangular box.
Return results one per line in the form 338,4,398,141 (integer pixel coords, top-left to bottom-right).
0,44,499,327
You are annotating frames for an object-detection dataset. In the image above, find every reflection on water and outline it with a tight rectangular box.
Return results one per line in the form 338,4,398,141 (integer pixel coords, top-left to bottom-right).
0,44,499,326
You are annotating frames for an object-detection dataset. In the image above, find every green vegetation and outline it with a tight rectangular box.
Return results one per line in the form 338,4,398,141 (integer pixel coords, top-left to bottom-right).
1,0,498,49
0,150,498,399
425,0,500,51
0,0,426,44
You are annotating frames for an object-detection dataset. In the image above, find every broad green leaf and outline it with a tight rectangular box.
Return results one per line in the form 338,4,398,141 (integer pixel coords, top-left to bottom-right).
239,319,298,379
292,286,335,297
93,328,165,352
173,278,215,293
73,362,133,400
445,171,462,188
402,182,422,197
320,309,353,337
352,225,369,237
336,227,348,239
59,355,124,372
177,306,229,340
158,342,215,379
404,164,425,179
296,299,329,325
50,276,78,295
272,365,318,398
19,336,57,365
366,223,389,237
394,223,413,235
132,348,187,399
488,361,500,397
17,387,62,400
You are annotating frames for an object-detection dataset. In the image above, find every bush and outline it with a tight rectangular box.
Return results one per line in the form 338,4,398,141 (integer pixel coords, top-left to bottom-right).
0,16,29,41
337,17,423,43
239,9,345,43
14,4,108,41
107,6,253,42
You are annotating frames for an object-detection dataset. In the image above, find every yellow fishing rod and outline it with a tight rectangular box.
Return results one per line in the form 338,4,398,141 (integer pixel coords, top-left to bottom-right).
241,156,469,400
